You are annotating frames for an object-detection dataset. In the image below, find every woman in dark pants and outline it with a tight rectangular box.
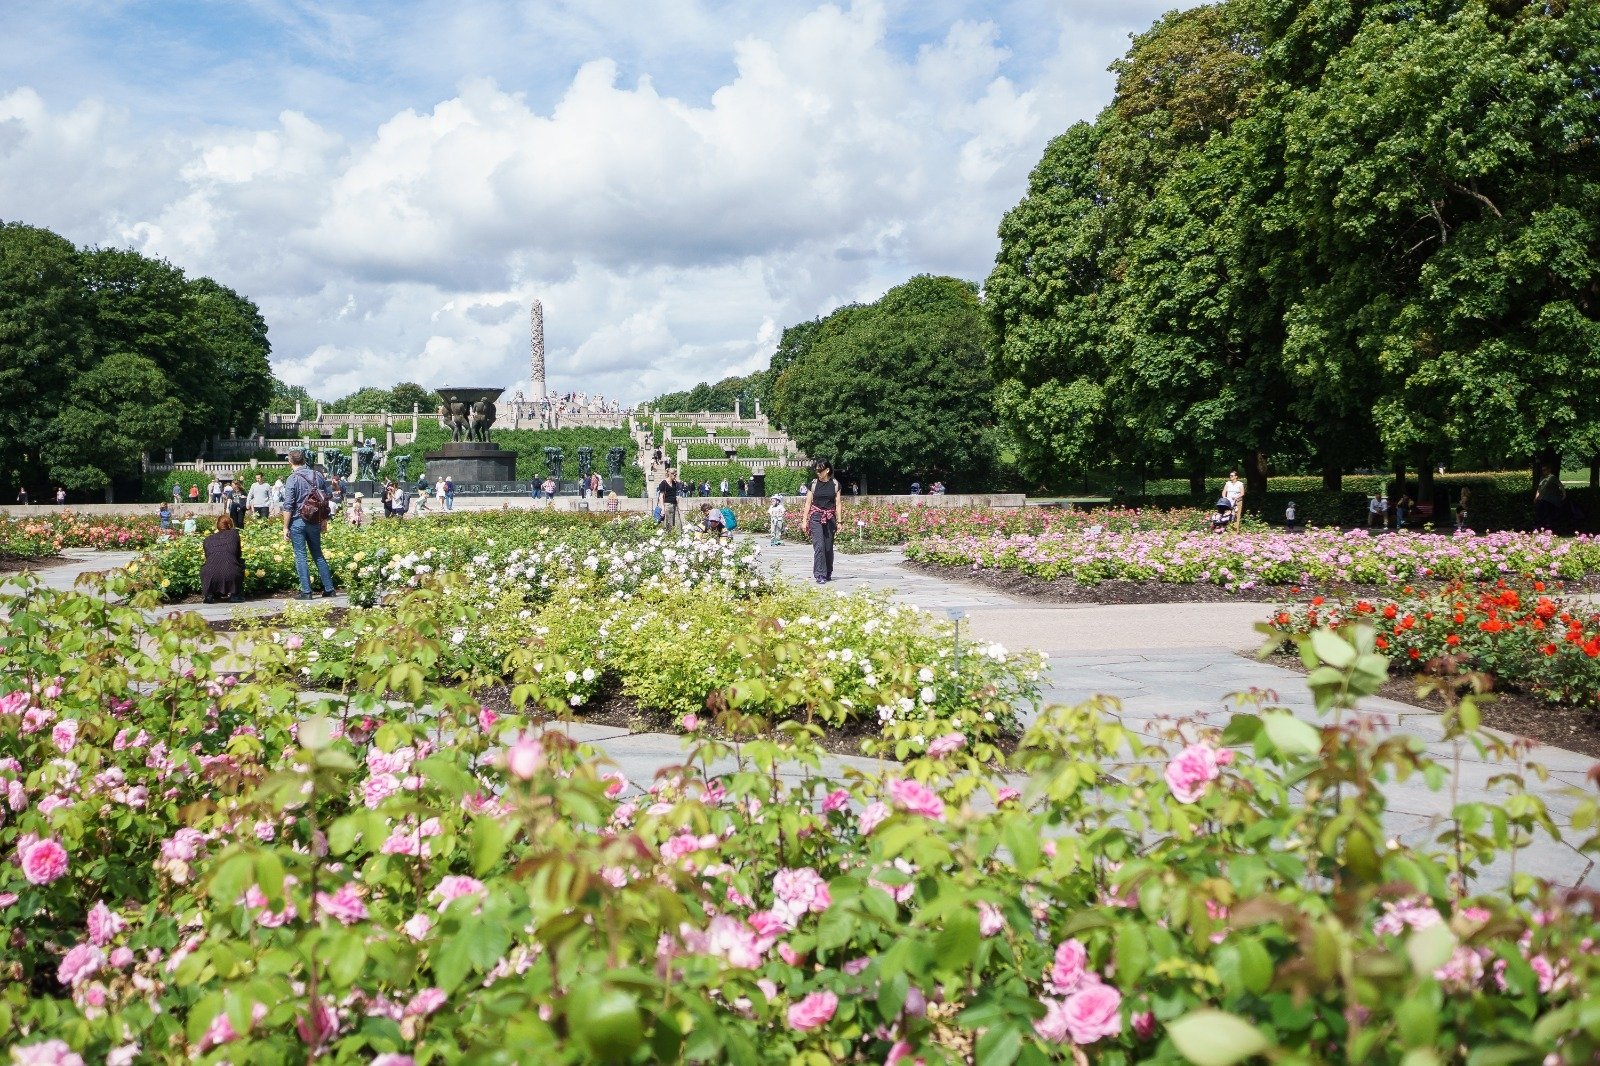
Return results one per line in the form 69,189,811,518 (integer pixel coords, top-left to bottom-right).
801,460,842,584
201,514,245,603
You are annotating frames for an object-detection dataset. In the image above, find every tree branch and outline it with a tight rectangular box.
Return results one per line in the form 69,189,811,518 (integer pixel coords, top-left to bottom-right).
1442,178,1503,219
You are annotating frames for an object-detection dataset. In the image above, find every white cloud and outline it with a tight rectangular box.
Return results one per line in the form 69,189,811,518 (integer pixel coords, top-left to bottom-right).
0,0,1194,404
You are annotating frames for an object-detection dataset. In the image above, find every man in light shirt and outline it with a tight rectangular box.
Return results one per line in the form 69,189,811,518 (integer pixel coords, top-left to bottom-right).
246,473,273,518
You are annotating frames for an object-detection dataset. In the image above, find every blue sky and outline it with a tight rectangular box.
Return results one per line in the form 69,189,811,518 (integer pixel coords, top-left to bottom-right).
1,0,1191,401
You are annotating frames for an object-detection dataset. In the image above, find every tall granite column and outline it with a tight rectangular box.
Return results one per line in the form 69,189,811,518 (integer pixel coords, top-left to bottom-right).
530,298,547,403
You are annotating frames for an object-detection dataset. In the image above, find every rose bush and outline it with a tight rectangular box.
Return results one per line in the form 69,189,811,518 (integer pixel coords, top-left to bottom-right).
1267,580,1600,709
3,568,1599,1063
1,513,164,561
907,527,1600,592
734,503,1263,547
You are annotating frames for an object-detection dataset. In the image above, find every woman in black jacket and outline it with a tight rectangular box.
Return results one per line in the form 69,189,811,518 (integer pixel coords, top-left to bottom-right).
201,514,245,603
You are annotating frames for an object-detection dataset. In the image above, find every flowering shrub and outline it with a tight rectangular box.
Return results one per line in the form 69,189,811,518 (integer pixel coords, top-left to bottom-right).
1267,580,1600,707
2,573,1598,1063
0,513,164,560
907,527,1600,592
252,527,1039,747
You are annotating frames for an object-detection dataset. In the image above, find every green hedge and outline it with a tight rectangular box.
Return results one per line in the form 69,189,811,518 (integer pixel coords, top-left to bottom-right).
1143,470,1535,498
671,463,809,496
667,425,708,438
710,427,751,438
142,467,291,504
1127,480,1595,532
686,443,736,460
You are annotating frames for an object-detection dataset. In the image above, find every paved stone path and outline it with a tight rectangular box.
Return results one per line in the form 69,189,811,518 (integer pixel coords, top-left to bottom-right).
12,541,1597,889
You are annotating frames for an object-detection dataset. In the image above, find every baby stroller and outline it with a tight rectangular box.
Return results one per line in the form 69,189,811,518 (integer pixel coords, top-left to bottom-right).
1209,497,1235,534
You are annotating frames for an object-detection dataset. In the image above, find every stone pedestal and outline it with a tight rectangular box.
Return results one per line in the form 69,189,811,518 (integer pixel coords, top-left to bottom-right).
424,442,518,485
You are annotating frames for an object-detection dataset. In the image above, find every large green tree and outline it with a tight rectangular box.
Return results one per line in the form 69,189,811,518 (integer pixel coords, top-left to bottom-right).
770,275,995,490
0,223,93,491
44,353,185,497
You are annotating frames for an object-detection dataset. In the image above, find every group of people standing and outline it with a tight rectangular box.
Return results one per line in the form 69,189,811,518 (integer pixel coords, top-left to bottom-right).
196,449,338,604
12,487,68,506
653,459,844,584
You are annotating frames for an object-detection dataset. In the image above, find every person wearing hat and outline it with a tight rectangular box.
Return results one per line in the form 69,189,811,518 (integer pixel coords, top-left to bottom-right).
347,492,366,527
767,493,786,545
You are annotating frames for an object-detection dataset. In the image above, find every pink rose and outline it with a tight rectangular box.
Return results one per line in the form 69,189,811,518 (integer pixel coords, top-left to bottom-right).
505,735,544,779
886,778,945,820
371,1056,415,1066
404,913,433,940
926,732,965,757
52,720,79,753
405,988,447,1016
315,882,369,925
858,802,890,835
109,947,134,968
1132,1010,1157,1040
978,901,1006,936
432,875,487,910
821,789,850,813
57,943,105,986
601,771,628,798
772,867,832,917
284,634,303,650
1044,939,1090,995
1062,983,1122,1044
87,901,124,946
21,838,69,884
786,989,838,1031
1164,743,1221,803
477,707,498,732
681,713,701,731
9,1040,84,1066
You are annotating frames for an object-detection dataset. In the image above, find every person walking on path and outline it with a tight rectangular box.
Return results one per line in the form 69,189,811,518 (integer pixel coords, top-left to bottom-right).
802,460,842,584
271,477,285,513
1222,470,1245,529
208,478,221,504
247,473,272,518
201,514,245,604
188,484,200,503
444,477,454,511
283,449,335,600
436,477,447,510
172,482,182,506
347,493,366,527
656,467,683,531
1456,487,1471,532
15,487,27,506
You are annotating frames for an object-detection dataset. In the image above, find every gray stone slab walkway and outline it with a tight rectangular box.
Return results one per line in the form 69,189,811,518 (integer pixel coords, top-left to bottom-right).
758,540,1599,890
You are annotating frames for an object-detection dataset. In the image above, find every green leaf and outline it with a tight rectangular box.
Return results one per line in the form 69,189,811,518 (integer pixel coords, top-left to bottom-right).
1113,924,1150,985
1262,711,1320,756
471,816,512,875
1309,627,1356,668
1406,922,1457,977
327,815,360,856
208,850,255,906
975,1023,1023,1066
299,715,334,750
1168,1009,1271,1066
932,911,981,975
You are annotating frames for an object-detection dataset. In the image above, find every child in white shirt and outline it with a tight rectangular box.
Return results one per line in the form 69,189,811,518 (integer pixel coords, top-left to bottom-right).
767,495,786,545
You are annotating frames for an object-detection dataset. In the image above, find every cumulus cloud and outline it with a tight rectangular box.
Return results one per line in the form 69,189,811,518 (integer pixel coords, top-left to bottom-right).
0,0,1191,403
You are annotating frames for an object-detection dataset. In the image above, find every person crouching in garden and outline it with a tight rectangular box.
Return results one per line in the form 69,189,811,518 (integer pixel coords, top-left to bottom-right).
201,514,244,604
699,502,726,538
802,460,841,584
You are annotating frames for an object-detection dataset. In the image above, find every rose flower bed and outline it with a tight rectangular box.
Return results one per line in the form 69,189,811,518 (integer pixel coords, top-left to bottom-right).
2,575,1598,1063
1267,580,1600,709
730,503,1263,548
906,528,1600,595
245,522,1042,756
1,513,164,563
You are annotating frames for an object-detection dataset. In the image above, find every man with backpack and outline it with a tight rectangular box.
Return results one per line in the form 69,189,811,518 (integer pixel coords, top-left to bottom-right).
283,449,336,600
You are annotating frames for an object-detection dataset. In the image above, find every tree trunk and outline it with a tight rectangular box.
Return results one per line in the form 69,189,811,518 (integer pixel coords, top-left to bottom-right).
103,485,113,504
1188,466,1205,496
1390,458,1406,502
1320,460,1342,491
1589,455,1598,490
1245,451,1269,498
1417,448,1434,507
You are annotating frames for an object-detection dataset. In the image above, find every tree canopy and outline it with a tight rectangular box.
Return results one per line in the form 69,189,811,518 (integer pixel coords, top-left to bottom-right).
769,275,995,490
0,222,274,497
988,0,1600,492
648,372,768,414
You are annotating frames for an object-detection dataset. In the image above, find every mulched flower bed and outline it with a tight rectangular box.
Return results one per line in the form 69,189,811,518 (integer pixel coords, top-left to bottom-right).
0,555,67,574
908,558,1310,604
